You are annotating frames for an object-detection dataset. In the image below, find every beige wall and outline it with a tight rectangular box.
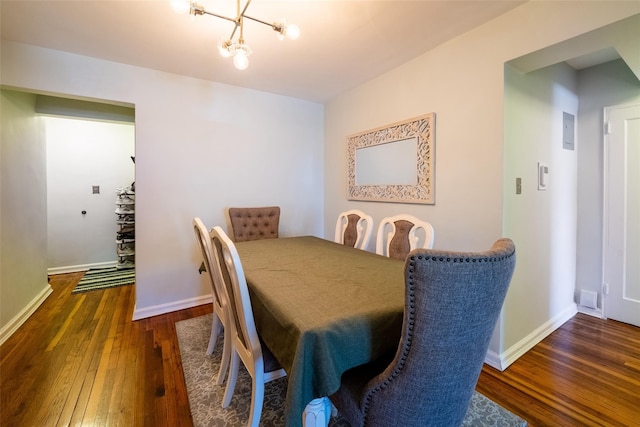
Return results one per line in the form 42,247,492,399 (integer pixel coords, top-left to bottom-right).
1,89,51,341
502,62,579,364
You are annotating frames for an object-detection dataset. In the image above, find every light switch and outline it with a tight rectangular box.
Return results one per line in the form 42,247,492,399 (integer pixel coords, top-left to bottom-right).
515,177,522,194
92,185,100,194
538,163,548,191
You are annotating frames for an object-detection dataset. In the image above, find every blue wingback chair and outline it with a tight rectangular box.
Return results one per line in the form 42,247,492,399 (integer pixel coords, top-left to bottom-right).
330,238,516,426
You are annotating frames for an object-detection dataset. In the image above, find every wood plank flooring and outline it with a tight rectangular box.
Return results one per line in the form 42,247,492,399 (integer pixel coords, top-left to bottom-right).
1,272,639,426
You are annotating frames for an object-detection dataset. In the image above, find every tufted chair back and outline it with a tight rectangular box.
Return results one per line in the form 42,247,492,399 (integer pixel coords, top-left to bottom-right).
228,206,280,243
330,238,516,427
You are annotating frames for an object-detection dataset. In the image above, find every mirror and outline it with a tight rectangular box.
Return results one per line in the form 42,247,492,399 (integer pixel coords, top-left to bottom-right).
356,137,418,186
347,113,435,204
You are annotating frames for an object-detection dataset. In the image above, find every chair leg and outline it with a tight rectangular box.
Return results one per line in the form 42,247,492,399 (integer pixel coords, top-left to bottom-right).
216,322,232,385
207,312,222,355
303,398,331,427
247,375,265,427
222,350,240,408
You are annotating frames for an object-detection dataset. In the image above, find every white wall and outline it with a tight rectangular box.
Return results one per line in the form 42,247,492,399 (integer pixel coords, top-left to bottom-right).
324,3,640,368
45,116,135,272
1,42,324,319
0,90,52,342
503,63,579,359
575,59,640,312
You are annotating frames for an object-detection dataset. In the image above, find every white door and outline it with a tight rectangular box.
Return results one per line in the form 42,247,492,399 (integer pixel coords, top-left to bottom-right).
603,103,640,327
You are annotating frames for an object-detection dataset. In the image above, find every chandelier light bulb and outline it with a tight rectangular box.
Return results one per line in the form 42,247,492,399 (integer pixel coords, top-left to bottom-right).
285,24,300,40
171,0,191,15
275,21,286,41
233,47,250,70
218,40,234,58
274,20,300,41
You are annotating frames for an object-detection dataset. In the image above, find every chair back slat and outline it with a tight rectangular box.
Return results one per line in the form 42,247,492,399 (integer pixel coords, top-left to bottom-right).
376,214,434,260
335,209,373,250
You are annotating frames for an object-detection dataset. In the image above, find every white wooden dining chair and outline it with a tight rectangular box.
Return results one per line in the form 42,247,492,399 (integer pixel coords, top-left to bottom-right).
335,209,374,250
376,214,435,260
209,226,287,427
192,217,232,386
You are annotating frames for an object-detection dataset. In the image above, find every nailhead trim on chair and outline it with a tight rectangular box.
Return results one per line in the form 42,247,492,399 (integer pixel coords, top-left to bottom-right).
360,258,416,420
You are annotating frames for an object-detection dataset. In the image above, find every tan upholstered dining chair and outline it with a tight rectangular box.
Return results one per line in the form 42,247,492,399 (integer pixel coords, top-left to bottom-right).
209,225,287,427
335,209,374,250
192,217,232,387
227,206,280,242
376,214,435,260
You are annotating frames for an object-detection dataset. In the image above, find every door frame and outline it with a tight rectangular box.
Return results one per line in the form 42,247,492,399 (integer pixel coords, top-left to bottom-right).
601,102,640,324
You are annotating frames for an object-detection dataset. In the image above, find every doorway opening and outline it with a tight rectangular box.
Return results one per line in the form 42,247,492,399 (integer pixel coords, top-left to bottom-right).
40,95,136,275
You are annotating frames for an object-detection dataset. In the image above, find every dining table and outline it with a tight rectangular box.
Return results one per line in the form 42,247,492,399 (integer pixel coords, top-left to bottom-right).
235,236,406,427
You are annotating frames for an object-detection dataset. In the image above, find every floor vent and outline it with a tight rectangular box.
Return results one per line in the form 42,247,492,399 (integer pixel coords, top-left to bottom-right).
579,290,598,309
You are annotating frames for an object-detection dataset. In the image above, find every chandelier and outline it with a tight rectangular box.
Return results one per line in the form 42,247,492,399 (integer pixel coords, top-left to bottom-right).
171,0,300,70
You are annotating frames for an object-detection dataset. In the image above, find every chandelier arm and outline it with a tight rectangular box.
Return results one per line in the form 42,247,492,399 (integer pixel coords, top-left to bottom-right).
228,25,239,41
199,10,237,24
238,0,253,19
243,14,280,31
236,0,245,42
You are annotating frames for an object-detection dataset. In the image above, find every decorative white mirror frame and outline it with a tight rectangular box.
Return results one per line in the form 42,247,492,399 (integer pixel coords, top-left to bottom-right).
347,113,435,204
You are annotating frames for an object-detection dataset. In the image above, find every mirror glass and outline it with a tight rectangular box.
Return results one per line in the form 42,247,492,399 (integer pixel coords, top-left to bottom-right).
356,138,417,185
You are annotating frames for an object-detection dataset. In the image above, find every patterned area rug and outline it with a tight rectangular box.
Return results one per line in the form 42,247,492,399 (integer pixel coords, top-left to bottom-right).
176,314,527,427
71,267,135,293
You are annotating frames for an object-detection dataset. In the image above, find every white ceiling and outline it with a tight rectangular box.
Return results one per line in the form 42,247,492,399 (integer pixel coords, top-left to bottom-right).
1,0,530,103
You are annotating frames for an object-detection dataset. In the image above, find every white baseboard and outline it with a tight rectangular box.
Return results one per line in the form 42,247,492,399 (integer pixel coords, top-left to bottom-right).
132,293,213,321
48,261,117,275
0,283,53,346
484,303,578,371
577,305,604,319
484,349,504,370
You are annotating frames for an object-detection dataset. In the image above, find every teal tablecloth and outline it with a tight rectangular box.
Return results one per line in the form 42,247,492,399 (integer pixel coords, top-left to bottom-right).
236,236,405,427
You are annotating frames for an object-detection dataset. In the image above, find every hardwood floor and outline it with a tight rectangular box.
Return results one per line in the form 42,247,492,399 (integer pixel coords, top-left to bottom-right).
1,273,639,426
